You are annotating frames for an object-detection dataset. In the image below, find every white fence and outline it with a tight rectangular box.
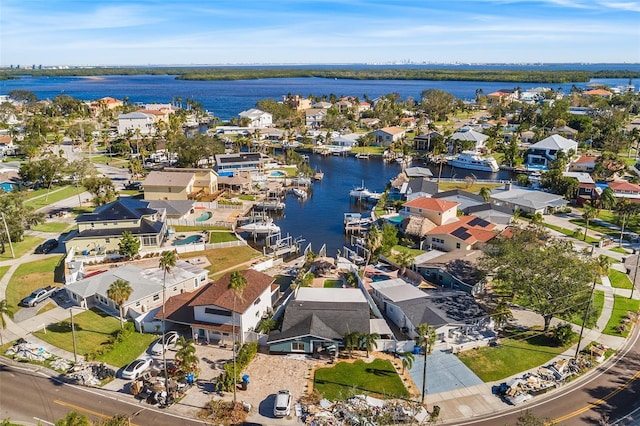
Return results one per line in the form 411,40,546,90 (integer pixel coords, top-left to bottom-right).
167,219,234,228
374,339,415,353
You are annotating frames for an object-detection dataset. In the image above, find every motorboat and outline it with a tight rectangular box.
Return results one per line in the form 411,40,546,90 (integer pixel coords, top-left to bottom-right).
292,188,308,199
236,219,280,234
349,182,373,199
448,151,499,173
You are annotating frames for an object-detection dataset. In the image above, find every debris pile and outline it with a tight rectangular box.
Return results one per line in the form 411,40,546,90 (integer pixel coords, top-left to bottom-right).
130,372,191,407
5,340,54,362
299,395,431,425
66,362,115,386
493,356,593,405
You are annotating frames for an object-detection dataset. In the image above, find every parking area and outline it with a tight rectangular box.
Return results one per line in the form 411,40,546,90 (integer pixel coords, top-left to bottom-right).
408,349,484,395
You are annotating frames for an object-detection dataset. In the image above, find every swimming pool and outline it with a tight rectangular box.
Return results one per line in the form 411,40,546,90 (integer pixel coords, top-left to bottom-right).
269,170,287,177
172,235,203,246
370,274,393,282
195,211,212,222
386,215,403,225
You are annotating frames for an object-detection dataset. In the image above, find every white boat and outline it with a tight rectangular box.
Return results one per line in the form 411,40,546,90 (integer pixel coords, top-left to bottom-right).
349,182,372,199
355,152,370,159
396,154,412,165
292,188,308,199
448,151,500,173
237,220,280,234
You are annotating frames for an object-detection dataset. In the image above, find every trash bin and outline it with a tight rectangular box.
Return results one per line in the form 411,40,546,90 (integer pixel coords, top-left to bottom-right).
186,373,194,384
241,374,249,390
413,345,421,355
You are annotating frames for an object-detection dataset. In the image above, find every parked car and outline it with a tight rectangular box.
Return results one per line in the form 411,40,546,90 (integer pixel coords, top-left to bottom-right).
19,286,58,307
150,331,180,356
124,181,143,190
35,239,58,254
273,390,292,417
121,357,152,380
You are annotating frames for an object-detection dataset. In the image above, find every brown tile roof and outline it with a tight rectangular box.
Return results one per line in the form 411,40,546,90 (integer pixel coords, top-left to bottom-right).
584,89,612,96
379,126,405,135
609,180,640,193
404,197,459,212
574,155,597,164
188,269,274,313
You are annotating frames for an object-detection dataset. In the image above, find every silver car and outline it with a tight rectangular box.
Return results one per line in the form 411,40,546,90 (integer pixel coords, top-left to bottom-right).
150,331,180,356
273,390,291,417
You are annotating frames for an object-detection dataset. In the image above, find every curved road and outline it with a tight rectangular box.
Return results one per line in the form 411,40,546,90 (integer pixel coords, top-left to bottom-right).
456,323,640,425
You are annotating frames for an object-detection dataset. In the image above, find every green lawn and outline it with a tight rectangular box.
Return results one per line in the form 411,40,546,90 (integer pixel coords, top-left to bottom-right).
610,247,629,255
314,359,409,400
457,328,572,382
602,295,640,337
542,222,600,244
392,245,425,257
209,232,239,244
323,279,343,288
0,235,44,261
30,221,73,233
23,186,87,210
33,308,156,367
608,269,634,290
570,290,605,329
436,182,503,193
180,246,263,275
4,256,63,316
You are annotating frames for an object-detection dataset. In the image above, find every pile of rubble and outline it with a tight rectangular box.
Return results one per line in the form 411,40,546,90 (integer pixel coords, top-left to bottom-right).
299,395,431,425
493,355,594,405
66,362,115,386
5,340,55,362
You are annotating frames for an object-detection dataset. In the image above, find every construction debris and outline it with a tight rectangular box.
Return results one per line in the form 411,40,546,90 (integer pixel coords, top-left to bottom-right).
66,362,115,386
5,340,55,362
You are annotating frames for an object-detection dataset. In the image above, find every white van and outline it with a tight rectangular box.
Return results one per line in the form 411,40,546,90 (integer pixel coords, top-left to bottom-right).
273,390,291,417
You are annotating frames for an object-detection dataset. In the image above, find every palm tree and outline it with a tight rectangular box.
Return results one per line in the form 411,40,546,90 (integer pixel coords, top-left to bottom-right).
599,187,617,211
343,331,361,357
0,299,11,346
582,202,597,241
228,271,247,404
365,225,383,266
106,279,132,329
479,186,492,203
415,323,436,405
395,250,415,277
596,254,611,277
359,333,380,357
174,336,199,375
400,352,415,374
159,250,177,382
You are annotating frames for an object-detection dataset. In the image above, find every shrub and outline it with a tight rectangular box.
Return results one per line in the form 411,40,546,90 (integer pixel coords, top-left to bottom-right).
215,342,258,392
552,323,576,346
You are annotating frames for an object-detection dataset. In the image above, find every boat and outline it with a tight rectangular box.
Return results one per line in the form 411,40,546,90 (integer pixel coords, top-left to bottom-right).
236,219,280,234
396,154,412,165
349,182,373,199
313,170,324,180
355,152,370,159
292,188,308,199
447,151,500,173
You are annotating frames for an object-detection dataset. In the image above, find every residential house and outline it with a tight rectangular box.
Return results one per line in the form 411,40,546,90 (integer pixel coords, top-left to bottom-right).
394,177,438,202
424,215,497,252
489,183,569,214
486,90,518,105
569,155,597,173
432,190,514,227
400,197,459,226
525,134,578,170
449,129,489,152
143,168,218,201
267,288,386,354
305,108,328,129
117,111,155,135
89,97,123,116
432,190,484,212
239,108,273,128
332,133,360,148
607,180,640,201
552,126,579,138
0,136,16,156
64,198,167,255
214,152,266,174
372,127,406,147
369,279,492,343
360,118,381,129
415,250,486,294
583,88,613,98
563,172,598,205
404,167,433,179
413,131,443,151
282,95,312,112
162,269,276,344
64,261,208,321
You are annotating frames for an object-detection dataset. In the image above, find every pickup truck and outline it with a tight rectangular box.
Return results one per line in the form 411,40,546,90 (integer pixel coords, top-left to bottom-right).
19,286,58,307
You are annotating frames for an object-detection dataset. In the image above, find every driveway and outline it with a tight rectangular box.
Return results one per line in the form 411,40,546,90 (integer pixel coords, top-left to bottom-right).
408,349,483,395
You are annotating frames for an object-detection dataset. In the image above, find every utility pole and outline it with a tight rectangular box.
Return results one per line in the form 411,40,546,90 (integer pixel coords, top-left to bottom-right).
575,277,597,359
421,334,429,406
630,252,640,300
70,308,78,363
1,213,14,259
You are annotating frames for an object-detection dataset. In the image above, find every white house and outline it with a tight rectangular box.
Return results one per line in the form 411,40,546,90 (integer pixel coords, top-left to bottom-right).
239,108,273,128
117,111,156,135
525,134,578,170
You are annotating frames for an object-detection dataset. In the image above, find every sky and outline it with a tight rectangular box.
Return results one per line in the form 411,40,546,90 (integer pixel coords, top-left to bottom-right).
1,0,639,67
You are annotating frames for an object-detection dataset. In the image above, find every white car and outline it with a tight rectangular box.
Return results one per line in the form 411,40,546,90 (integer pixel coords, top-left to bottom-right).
273,390,292,417
121,357,152,380
150,331,180,356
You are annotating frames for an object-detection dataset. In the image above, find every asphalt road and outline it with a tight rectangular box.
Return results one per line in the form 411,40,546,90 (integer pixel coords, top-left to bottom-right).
455,323,640,426
0,361,205,426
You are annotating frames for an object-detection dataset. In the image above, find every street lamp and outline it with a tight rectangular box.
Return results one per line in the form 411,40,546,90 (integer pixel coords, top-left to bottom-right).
421,334,429,406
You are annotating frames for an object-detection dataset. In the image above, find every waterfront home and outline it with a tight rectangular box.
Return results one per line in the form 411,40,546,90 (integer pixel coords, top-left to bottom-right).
372,127,406,147
413,131,443,151
404,167,433,179
525,134,578,170
267,288,387,355
305,108,327,129
332,132,360,148
89,96,123,116
143,168,218,201
214,152,266,174
563,172,597,205
161,269,276,344
64,261,208,323
423,215,497,252
569,155,597,173
607,180,640,200
369,279,492,344
583,88,613,98
486,89,518,105
449,129,489,152
117,111,155,135
432,190,484,212
489,183,569,215
415,249,486,294
432,190,513,227
239,108,273,128
64,198,167,255
282,94,312,112
400,197,459,226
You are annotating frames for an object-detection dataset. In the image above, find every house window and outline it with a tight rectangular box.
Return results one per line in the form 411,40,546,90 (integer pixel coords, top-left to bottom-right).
105,238,110,243
136,301,140,307
254,297,261,305
91,223,95,228
205,307,232,317
291,342,305,352
153,294,160,301
456,243,461,249
103,222,108,227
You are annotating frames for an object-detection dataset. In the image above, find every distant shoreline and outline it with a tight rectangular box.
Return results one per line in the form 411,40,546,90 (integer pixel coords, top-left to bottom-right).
2,66,640,84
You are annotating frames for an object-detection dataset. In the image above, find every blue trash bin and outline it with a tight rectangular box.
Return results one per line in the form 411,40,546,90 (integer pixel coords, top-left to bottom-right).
186,373,194,384
241,374,249,390
413,345,421,355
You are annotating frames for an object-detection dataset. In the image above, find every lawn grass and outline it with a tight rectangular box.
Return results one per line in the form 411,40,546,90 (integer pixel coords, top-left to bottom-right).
32,308,155,367
542,222,600,244
610,247,630,255
30,221,73,233
23,186,86,209
0,265,10,283
179,246,263,275
323,279,343,288
570,290,605,329
209,232,239,244
457,328,571,382
4,256,63,316
602,295,640,337
392,245,425,257
608,269,634,290
0,235,45,261
314,359,409,400
436,182,503,193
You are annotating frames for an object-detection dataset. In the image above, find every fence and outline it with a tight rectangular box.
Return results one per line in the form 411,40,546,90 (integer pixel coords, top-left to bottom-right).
167,219,234,228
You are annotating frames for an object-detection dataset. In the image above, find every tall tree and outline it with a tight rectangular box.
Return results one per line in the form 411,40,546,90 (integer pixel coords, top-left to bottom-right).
54,411,91,426
0,192,45,253
400,352,415,374
481,227,594,331
118,231,140,258
159,250,177,380
582,202,597,241
395,250,415,276
174,336,199,375
359,333,380,357
228,271,247,403
106,279,132,329
365,225,383,265
479,186,492,203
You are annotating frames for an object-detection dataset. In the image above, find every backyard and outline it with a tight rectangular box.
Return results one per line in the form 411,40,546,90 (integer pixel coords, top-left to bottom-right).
4,256,63,315
179,245,263,275
314,358,409,400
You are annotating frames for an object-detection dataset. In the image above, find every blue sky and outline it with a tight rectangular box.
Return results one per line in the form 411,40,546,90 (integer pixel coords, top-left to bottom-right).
1,0,639,66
